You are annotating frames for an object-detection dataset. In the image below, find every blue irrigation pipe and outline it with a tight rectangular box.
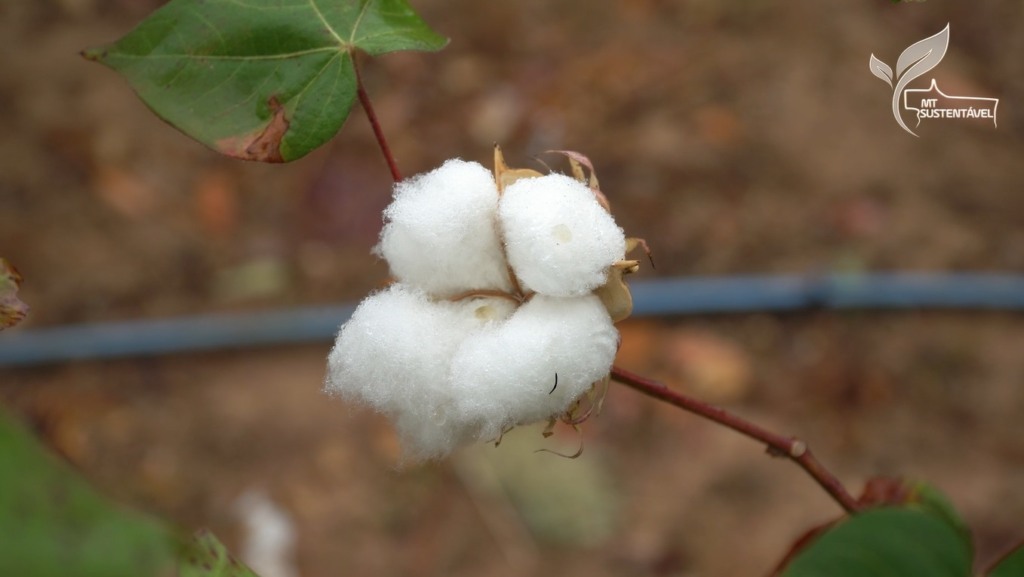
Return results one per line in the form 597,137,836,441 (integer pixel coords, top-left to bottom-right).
1,273,1022,368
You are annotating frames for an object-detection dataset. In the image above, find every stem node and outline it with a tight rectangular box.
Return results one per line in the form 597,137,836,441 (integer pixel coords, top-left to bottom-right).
789,440,808,458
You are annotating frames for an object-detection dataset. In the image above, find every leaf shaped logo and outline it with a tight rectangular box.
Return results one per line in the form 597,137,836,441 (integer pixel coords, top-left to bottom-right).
869,23,951,136
868,54,894,88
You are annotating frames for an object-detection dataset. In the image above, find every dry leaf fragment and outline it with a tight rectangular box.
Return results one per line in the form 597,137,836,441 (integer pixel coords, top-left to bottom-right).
0,258,29,329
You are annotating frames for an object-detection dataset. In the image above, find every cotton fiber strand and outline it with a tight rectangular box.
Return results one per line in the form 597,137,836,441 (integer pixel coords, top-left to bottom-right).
500,174,626,297
376,159,512,297
449,294,619,442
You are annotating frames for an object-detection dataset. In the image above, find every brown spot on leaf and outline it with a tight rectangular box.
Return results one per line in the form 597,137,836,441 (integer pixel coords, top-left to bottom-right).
215,96,290,163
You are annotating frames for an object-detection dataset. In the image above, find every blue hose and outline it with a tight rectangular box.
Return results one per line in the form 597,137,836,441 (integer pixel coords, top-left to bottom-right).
630,273,1024,314
1,273,1022,368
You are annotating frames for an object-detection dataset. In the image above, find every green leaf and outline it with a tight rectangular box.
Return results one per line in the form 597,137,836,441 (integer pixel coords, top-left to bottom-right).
0,258,28,329
178,530,261,577
0,408,260,577
906,481,971,542
988,542,1024,577
780,507,972,577
83,0,447,162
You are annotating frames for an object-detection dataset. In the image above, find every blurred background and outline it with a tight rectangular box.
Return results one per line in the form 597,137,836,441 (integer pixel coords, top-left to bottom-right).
1,0,1023,575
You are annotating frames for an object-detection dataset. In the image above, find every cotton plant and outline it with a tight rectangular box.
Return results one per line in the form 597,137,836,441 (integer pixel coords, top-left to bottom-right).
325,147,646,460
84,4,1021,573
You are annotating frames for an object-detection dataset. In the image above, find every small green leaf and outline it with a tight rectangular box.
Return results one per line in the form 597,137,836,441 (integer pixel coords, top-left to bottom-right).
988,542,1024,577
0,408,262,577
906,481,971,542
0,258,28,329
83,0,447,162
178,530,260,577
780,507,972,577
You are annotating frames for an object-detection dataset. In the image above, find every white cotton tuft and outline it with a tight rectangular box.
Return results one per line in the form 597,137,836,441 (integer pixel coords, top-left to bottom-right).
235,490,298,577
325,284,515,459
449,294,619,442
499,174,626,297
376,159,512,297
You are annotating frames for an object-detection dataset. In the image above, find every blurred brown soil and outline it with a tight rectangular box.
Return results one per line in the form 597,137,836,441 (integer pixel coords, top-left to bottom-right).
1,1,1023,576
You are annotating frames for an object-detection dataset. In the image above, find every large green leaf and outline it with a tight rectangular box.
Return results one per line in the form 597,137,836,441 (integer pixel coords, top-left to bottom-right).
780,507,972,577
0,409,260,577
83,0,447,162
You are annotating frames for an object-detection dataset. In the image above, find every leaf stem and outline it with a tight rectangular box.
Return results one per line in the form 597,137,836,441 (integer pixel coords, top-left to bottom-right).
609,365,861,514
354,58,402,183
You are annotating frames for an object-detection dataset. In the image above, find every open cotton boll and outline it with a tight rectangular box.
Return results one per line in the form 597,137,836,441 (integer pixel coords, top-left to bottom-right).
376,159,512,298
499,174,626,297
449,294,619,442
325,284,515,459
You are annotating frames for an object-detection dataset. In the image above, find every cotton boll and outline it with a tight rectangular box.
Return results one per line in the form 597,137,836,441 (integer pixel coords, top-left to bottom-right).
450,294,619,441
376,159,512,297
325,284,514,459
500,174,626,297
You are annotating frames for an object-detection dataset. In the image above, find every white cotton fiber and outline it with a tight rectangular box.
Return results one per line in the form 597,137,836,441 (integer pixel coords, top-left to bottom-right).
499,174,626,297
325,284,515,459
449,294,619,442
376,159,512,298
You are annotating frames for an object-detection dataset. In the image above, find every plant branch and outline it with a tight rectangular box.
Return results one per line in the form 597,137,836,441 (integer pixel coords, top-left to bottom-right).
609,365,861,514
349,62,858,514
354,58,402,183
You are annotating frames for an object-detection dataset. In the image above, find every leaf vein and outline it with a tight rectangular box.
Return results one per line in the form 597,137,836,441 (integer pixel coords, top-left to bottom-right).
110,46,337,62
213,61,282,122
348,0,370,44
186,7,226,47
288,50,344,113
178,58,246,109
308,0,347,48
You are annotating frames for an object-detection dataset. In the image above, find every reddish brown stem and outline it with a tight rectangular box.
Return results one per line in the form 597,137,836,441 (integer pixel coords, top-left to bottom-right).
610,365,861,514
354,59,402,183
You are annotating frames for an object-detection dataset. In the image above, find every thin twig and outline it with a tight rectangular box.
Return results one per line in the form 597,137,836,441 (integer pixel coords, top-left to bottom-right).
610,365,861,514
354,58,402,183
